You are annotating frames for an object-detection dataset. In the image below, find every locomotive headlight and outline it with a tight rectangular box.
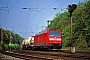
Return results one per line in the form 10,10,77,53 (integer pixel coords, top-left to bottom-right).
59,42,61,43
57,38,61,41
50,42,52,43
49,38,54,40
49,38,61,41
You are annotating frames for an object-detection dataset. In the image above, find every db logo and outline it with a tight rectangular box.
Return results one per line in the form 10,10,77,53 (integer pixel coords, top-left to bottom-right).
54,37,56,39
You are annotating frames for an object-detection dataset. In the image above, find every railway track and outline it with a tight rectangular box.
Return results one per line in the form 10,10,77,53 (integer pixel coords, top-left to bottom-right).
0,50,90,60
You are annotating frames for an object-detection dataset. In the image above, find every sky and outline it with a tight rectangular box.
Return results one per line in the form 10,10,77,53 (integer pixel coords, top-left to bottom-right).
0,0,85,38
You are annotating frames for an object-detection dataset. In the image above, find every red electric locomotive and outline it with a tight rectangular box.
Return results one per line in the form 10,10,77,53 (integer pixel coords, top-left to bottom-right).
34,30,62,49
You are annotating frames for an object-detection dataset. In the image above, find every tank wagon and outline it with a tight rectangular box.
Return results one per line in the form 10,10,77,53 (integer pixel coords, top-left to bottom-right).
21,37,34,49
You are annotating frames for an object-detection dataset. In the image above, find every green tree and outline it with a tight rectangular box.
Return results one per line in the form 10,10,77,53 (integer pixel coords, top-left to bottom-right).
14,34,23,45
3,30,14,44
9,43,15,50
0,29,23,50
74,34,87,50
49,0,90,50
14,43,20,50
0,42,2,50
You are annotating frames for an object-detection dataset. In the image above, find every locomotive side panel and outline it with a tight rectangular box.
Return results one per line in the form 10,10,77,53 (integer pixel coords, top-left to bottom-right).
45,30,49,46
34,33,46,46
34,30,62,49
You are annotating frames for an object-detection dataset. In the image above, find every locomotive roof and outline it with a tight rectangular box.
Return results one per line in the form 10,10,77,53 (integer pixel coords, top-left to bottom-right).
35,29,61,36
35,30,46,35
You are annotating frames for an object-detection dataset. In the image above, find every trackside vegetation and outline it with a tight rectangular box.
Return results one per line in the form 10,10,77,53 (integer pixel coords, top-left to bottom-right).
49,0,90,50
0,29,24,50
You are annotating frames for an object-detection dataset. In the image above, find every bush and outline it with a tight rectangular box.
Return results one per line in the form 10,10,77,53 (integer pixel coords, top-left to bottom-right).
14,43,20,50
74,34,88,50
9,43,20,50
9,43,15,50
0,46,2,50
4,44,9,50
75,43,87,50
0,42,3,50
88,40,90,47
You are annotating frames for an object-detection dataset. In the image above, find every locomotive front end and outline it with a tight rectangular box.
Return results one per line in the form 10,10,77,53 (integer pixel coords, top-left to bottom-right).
48,30,62,49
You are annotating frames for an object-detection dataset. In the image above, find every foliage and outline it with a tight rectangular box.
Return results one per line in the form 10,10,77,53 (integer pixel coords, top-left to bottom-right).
74,34,88,50
0,43,2,50
9,43,15,50
8,43,20,50
49,0,90,50
14,34,23,45
0,28,23,50
14,43,20,50
88,40,90,47
4,44,9,50
3,30,13,44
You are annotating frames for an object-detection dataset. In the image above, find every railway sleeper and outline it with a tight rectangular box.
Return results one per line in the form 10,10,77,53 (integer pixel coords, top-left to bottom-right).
25,58,30,60
19,54,25,59
8,52,14,56
45,57,53,60
38,56,46,60
24,55,38,60
25,55,32,58
9,52,19,58
25,55,47,60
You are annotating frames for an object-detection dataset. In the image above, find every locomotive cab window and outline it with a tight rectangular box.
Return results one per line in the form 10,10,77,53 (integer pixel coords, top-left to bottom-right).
56,32,60,36
49,32,60,36
49,32,55,36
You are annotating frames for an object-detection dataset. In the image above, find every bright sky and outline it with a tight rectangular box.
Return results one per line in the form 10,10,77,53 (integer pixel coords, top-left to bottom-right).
0,0,85,38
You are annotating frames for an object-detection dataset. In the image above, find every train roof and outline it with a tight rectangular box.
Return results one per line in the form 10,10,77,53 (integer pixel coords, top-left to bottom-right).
35,30,46,35
35,29,61,36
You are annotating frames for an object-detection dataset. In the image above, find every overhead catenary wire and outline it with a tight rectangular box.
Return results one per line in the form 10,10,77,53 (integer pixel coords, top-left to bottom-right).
0,0,9,29
5,0,66,37
5,0,79,37
9,0,19,11
31,10,57,33
4,0,10,29
26,2,62,36
19,0,43,23
15,0,44,37
16,0,44,32
15,0,59,37
17,0,59,32
7,0,9,8
29,0,69,36
0,0,85,38
28,0,67,32
4,0,19,30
